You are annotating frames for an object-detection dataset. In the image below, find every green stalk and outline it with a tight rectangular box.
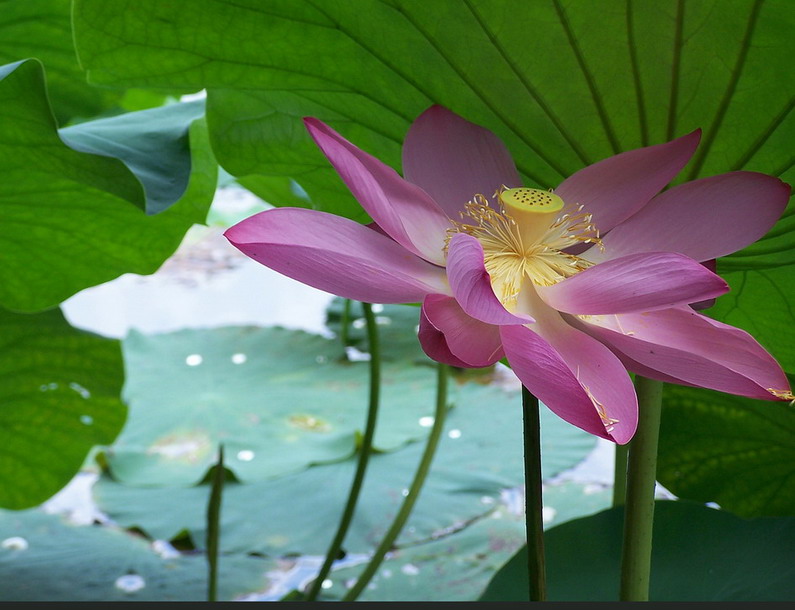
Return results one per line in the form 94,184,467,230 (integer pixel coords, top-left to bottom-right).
207,444,225,602
619,376,664,601
341,362,450,602
613,442,628,506
305,302,381,601
522,386,546,601
339,298,352,351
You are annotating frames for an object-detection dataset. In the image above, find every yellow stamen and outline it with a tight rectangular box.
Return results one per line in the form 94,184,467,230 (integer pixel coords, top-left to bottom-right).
768,388,795,405
446,186,603,308
577,366,619,433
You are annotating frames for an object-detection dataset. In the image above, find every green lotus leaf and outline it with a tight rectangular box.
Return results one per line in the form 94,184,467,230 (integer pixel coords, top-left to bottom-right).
0,306,126,509
0,59,216,311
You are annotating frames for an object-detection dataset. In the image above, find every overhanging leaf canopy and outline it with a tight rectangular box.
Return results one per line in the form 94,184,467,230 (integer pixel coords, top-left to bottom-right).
0,59,217,312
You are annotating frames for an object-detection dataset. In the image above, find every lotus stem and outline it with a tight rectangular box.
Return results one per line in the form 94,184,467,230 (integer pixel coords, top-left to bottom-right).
619,376,664,601
339,298,352,351
341,362,450,601
305,301,381,600
613,442,628,506
522,386,546,601
207,444,225,602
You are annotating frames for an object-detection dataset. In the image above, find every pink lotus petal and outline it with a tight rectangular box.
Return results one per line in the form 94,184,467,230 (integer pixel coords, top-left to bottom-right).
500,316,638,444
556,130,701,235
570,308,791,400
224,207,449,303
588,172,791,263
402,105,522,219
417,306,472,368
421,294,504,367
537,252,728,314
447,233,534,325
304,118,451,265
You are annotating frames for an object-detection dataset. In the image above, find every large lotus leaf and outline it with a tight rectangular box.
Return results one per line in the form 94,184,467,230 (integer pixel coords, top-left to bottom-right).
656,383,795,518
94,379,594,556
0,509,275,601
0,59,216,312
707,264,795,372
0,0,125,124
0,306,126,509
72,1,793,204
721,208,795,271
480,501,795,601
205,89,377,222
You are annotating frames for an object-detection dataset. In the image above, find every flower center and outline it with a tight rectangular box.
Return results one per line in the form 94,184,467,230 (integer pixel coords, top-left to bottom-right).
448,187,602,309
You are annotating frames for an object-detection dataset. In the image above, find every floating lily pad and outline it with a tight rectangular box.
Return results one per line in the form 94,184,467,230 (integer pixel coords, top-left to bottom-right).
317,482,612,601
110,326,447,486
0,509,276,601
96,379,594,556
321,504,526,602
540,481,612,530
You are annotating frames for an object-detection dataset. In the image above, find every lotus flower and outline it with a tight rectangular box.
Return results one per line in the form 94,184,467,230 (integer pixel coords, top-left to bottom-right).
225,106,792,444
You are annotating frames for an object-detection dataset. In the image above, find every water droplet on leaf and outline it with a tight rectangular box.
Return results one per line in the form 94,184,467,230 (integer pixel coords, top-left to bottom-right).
185,354,203,366
2,537,28,551
115,573,145,593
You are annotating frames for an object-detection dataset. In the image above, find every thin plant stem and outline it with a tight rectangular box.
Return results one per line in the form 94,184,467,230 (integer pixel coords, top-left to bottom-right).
207,444,225,602
339,298,352,351
305,302,381,601
613,443,628,506
522,386,546,602
341,362,450,602
619,376,664,601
